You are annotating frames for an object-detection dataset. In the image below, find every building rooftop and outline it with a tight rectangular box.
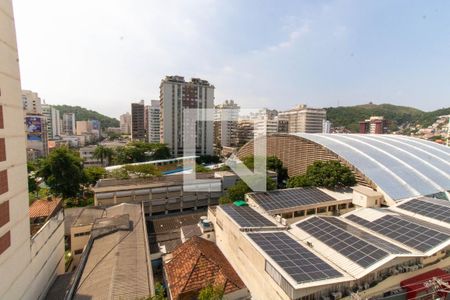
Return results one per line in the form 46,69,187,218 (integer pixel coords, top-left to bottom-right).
220,205,281,229
393,197,450,226
181,224,202,240
246,187,352,214
29,197,62,219
165,236,245,300
294,133,450,202
72,207,105,227
72,203,153,300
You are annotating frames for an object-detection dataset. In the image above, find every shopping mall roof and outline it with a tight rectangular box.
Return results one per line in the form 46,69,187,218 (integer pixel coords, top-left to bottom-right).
294,133,450,202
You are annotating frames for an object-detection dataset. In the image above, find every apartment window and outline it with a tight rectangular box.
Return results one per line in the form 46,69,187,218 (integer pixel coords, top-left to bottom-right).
0,139,6,161
0,170,8,195
0,105,4,129
0,201,9,227
306,208,315,215
0,231,11,255
74,249,83,255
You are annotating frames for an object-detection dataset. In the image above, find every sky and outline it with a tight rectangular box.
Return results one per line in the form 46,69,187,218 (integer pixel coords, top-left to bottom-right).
13,0,450,119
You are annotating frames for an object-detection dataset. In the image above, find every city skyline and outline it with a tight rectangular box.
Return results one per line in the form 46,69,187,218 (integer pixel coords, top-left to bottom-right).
14,0,450,118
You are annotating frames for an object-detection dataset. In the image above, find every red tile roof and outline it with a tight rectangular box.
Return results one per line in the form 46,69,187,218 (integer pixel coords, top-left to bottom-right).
29,198,62,219
165,236,245,300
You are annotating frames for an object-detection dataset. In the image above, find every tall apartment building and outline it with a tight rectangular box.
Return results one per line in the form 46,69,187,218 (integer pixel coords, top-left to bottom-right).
278,104,326,133
131,100,146,141
237,119,254,147
42,104,61,139
22,90,42,114
120,112,131,135
62,112,76,135
253,116,289,137
1,2,64,298
146,100,160,143
214,100,240,148
359,116,389,134
160,76,214,156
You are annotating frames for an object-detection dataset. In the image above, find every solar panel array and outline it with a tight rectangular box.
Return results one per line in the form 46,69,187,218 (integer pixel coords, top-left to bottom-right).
325,217,410,254
397,198,450,224
250,188,336,212
297,217,389,268
346,214,450,252
247,232,342,283
221,205,276,228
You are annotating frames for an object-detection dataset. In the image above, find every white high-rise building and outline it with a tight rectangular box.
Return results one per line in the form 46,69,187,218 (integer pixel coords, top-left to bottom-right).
160,76,214,156
120,112,131,135
146,100,160,143
1,2,64,299
278,104,326,133
214,100,240,148
42,104,61,139
62,112,76,135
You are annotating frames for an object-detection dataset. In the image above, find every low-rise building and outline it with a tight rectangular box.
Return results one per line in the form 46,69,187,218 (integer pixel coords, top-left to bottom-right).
164,236,249,300
79,145,103,167
211,201,450,300
65,203,154,299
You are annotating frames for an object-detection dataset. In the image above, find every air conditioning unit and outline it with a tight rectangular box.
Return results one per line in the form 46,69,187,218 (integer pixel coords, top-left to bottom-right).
281,218,287,226
275,215,282,223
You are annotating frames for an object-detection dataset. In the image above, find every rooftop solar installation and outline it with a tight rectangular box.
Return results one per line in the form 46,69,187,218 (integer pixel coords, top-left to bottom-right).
397,197,450,224
221,205,277,228
250,188,336,212
297,217,389,268
247,232,342,283
325,217,410,254
346,214,450,252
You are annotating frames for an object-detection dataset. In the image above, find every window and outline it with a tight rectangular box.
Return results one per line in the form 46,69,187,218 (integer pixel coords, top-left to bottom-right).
74,231,90,237
306,208,315,215
282,212,292,219
348,202,355,208
0,139,6,161
294,210,305,217
328,205,336,212
0,201,9,227
0,105,3,129
317,207,327,213
74,249,83,255
0,170,8,195
0,231,11,255
338,203,347,210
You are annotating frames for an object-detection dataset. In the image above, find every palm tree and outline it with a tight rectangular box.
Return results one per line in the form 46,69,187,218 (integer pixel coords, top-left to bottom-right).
93,145,114,166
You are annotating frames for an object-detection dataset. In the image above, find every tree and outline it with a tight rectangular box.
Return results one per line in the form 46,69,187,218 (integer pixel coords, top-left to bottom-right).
287,160,356,188
84,166,107,185
27,162,38,194
242,155,288,187
38,147,85,198
122,164,162,178
149,282,166,300
93,145,114,166
198,285,224,300
114,142,171,164
220,177,276,204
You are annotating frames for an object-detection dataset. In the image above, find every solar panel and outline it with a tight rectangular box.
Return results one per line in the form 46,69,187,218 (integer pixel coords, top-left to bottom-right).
247,232,342,284
346,214,450,252
397,198,450,224
221,205,277,228
250,188,336,212
325,217,410,254
297,217,390,268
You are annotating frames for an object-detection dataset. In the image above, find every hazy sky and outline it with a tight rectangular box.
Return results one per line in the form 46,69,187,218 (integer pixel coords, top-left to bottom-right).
13,0,450,119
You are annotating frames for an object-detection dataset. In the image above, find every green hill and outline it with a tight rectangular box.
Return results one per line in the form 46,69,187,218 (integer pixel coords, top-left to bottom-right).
326,103,449,132
53,105,119,129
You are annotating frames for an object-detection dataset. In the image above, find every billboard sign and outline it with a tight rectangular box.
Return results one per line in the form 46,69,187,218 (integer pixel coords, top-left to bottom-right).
26,116,42,142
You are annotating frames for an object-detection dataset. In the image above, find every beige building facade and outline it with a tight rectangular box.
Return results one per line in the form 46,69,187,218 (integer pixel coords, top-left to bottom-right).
278,104,326,133
0,2,64,299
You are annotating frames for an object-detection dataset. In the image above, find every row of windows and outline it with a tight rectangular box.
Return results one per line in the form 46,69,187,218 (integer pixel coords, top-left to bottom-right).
74,231,90,237
280,202,354,219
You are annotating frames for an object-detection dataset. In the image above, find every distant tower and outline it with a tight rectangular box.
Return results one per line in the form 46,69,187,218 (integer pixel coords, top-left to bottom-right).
131,100,146,141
